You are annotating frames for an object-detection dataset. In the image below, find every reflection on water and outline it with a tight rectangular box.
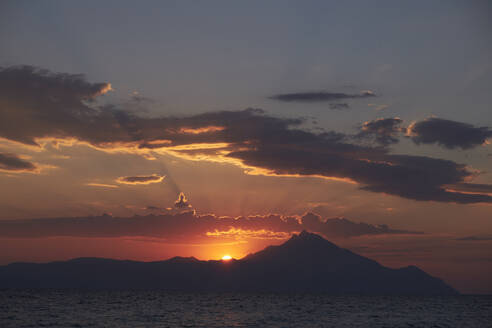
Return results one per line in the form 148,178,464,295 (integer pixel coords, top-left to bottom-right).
1,290,491,327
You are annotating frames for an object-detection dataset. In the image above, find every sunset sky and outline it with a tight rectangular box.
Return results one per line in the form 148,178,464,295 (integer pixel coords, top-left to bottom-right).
0,1,491,293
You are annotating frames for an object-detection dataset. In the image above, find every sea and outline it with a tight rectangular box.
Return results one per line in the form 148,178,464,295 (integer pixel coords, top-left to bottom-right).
1,290,491,328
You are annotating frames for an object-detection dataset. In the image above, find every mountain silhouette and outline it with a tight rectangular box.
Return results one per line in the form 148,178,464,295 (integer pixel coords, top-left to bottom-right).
0,231,458,294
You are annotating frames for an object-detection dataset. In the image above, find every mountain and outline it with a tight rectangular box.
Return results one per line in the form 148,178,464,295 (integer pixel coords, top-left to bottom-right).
0,231,458,294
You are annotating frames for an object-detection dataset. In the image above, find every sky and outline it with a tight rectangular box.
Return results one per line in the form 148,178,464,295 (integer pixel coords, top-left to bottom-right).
0,1,491,293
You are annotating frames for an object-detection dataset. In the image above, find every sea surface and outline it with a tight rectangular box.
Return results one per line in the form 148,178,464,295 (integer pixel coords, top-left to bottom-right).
0,290,491,328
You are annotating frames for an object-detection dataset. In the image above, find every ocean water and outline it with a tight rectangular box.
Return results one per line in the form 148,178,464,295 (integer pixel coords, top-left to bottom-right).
0,290,491,328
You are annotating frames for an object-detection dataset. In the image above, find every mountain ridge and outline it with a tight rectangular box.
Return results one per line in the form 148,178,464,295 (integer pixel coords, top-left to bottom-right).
0,231,458,294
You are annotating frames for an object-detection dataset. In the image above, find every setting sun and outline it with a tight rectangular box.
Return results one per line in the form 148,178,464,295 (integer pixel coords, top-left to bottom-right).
221,255,232,261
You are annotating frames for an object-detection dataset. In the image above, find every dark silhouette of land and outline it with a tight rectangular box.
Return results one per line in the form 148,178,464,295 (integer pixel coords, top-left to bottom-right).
0,231,458,294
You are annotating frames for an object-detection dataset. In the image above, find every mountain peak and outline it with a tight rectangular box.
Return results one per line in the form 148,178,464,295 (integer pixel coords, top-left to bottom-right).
298,230,323,239
286,230,338,248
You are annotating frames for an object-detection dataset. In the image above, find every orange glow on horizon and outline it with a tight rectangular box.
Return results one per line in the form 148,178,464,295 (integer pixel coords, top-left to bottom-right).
221,254,232,261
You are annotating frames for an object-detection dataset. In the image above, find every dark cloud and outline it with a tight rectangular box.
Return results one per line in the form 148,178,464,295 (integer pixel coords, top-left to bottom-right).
116,174,165,185
408,118,492,149
174,192,191,208
0,65,113,146
301,213,421,238
228,145,492,203
356,154,492,203
0,152,37,172
269,90,376,103
329,103,350,110
0,65,302,147
0,212,420,240
356,117,404,146
1,65,492,203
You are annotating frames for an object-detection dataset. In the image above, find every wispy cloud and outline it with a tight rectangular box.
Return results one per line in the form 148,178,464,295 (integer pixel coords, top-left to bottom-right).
329,103,350,110
85,183,119,189
269,90,376,103
116,174,165,185
368,104,389,111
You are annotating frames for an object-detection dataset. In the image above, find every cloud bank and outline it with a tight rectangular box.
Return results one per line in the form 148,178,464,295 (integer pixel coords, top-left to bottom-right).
0,212,421,240
1,65,492,203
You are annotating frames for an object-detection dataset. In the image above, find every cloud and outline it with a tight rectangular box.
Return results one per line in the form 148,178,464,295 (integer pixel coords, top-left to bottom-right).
329,103,350,110
1,65,492,203
178,126,226,134
269,90,376,103
206,228,290,240
145,205,172,212
0,212,420,240
456,236,492,241
0,152,37,172
445,183,492,194
368,104,389,111
356,117,404,146
0,66,293,150
116,174,165,185
0,65,112,146
300,213,421,238
85,183,119,189
407,117,492,149
129,91,153,105
228,145,492,204
174,192,191,208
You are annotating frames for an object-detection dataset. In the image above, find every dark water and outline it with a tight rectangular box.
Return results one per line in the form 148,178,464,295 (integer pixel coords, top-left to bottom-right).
1,290,491,328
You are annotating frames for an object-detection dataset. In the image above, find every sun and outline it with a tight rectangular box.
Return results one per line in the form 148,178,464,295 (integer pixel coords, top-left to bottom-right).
221,255,232,261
